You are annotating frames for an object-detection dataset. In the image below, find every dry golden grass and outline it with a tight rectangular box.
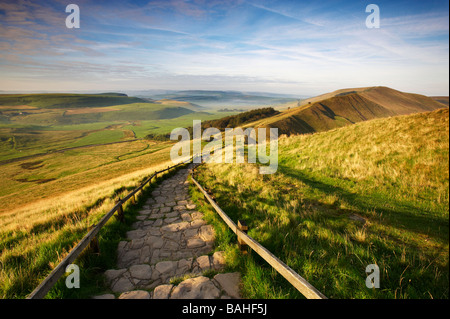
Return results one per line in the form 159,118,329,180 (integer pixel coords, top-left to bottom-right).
65,107,118,115
0,159,172,232
0,105,38,110
279,108,449,208
0,140,173,213
0,139,178,298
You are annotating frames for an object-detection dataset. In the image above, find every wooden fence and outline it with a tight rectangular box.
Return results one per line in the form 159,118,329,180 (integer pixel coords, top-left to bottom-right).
27,157,193,299
191,164,327,299
27,154,326,299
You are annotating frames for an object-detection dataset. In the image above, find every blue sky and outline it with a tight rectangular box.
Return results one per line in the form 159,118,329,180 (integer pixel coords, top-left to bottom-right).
0,0,448,96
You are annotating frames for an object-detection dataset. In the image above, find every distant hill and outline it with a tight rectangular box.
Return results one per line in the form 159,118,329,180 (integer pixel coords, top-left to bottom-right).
0,93,196,126
199,107,279,130
155,99,205,111
147,107,279,141
297,87,372,106
431,96,449,107
150,90,298,109
96,92,129,97
0,93,146,109
248,86,448,135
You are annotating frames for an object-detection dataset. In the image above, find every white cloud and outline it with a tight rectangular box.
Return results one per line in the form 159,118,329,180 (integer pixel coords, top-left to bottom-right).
0,0,448,95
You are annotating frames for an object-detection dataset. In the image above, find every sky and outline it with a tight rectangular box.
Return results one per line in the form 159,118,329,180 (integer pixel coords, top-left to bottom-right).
0,0,448,96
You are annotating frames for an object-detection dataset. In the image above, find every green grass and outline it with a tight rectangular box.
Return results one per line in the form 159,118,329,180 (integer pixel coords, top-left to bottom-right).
64,103,193,124
0,128,88,162
189,175,298,299
124,111,239,138
193,108,449,299
67,130,125,148
2,103,194,126
0,140,175,212
0,106,237,162
45,122,118,131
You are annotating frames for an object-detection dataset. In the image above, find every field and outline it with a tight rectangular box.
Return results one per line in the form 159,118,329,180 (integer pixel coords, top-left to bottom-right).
0,93,144,109
0,93,238,162
192,108,449,299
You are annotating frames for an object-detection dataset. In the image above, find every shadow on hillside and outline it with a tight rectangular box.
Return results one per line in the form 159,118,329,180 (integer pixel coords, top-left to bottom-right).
195,166,449,298
278,164,449,244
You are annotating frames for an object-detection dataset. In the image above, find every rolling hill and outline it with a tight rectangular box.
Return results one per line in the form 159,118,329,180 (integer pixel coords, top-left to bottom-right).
155,99,205,111
0,93,196,126
0,93,241,162
194,107,449,298
246,86,448,135
0,93,146,109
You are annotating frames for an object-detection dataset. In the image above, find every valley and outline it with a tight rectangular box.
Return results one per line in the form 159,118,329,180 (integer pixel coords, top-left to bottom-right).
0,93,239,162
0,87,448,299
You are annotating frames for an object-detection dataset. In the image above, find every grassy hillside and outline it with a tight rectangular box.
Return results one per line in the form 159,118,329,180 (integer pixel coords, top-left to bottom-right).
201,107,280,130
122,111,240,138
271,94,394,135
0,110,239,162
0,93,145,109
0,102,194,126
0,93,234,162
0,139,179,298
298,87,372,106
193,108,449,299
155,99,205,111
248,86,447,136
359,87,446,114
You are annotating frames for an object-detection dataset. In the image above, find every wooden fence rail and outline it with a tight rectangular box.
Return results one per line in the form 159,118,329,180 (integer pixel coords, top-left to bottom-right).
191,167,327,299
27,153,326,300
27,157,194,299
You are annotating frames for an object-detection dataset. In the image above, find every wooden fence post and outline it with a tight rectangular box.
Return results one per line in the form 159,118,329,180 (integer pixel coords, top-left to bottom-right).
88,224,100,254
238,220,249,254
116,199,124,223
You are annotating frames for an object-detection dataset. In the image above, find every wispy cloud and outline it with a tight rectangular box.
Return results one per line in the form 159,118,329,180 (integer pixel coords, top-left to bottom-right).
0,0,448,95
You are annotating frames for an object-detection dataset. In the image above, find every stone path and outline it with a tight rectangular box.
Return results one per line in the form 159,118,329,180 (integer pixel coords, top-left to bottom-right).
93,166,241,299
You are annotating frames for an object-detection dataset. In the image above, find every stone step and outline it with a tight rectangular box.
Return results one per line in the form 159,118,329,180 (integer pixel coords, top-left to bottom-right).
96,165,242,299
96,272,242,300
105,251,227,293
